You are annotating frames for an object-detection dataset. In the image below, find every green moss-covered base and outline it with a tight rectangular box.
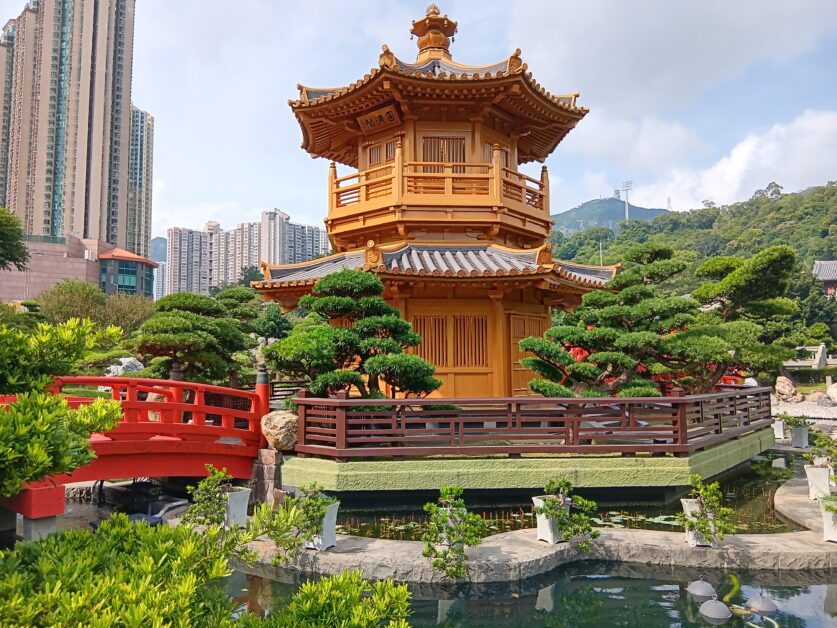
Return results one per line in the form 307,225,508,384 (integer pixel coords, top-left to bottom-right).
281,428,774,492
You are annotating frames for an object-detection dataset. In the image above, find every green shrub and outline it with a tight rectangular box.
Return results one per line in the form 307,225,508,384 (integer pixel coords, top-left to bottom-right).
534,479,600,551
677,474,736,543
421,486,485,578
248,570,411,628
0,393,122,497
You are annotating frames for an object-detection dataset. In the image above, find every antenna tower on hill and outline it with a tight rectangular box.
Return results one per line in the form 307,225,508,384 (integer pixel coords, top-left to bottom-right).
621,181,633,220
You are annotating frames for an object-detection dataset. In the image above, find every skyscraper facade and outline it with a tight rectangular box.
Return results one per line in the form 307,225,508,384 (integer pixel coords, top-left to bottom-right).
152,260,166,300
163,215,329,296
0,0,136,247
127,104,153,257
166,226,209,296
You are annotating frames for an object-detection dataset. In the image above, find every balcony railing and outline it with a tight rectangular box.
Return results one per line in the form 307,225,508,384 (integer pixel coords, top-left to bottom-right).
294,386,773,461
329,142,550,219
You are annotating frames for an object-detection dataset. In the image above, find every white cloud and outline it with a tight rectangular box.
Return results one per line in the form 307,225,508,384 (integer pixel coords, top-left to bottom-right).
508,1,837,113
562,111,709,176
631,109,837,210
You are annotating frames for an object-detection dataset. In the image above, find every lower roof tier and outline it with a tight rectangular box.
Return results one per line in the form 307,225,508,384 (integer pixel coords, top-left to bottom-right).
252,242,618,308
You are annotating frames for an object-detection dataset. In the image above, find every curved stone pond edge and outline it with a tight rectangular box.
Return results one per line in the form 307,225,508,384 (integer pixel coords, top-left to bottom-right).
237,477,837,585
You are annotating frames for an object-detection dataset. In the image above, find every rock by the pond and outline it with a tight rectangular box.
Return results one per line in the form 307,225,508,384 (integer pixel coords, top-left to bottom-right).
775,376,803,403
261,410,298,451
104,357,144,377
827,383,837,403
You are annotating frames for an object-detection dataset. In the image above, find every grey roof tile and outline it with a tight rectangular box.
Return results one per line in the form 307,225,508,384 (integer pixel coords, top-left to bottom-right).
813,260,837,281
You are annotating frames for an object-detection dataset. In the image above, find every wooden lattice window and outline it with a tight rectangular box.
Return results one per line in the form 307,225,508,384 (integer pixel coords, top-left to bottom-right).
367,139,397,167
413,315,448,367
454,315,488,368
422,136,465,173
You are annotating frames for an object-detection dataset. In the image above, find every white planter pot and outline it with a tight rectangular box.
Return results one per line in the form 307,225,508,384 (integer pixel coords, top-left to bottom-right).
791,426,809,449
821,501,837,543
224,487,252,528
805,465,834,501
814,456,832,467
532,495,572,545
772,420,785,440
305,501,340,551
681,498,711,547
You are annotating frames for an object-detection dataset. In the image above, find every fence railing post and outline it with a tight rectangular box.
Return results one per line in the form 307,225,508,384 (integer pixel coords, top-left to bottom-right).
671,387,687,447
334,391,348,460
296,390,309,456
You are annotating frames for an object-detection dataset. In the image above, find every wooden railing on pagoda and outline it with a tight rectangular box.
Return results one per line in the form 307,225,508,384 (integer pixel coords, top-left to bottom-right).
328,141,549,230
293,387,772,461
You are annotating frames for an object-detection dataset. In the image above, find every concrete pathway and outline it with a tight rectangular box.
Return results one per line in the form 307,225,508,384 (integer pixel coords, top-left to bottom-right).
240,478,837,584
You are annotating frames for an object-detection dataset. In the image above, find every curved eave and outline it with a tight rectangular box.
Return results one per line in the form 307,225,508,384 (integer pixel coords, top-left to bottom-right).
290,56,587,166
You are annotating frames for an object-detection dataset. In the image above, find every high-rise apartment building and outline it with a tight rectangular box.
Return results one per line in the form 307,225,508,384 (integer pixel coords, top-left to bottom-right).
261,208,329,265
164,215,329,296
127,104,153,257
152,260,166,300
0,0,136,247
166,226,210,296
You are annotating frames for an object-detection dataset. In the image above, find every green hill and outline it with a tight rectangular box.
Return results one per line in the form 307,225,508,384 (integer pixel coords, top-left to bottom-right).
551,198,668,234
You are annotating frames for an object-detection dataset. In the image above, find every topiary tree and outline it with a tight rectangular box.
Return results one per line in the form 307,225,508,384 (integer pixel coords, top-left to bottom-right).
98,293,155,332
263,270,440,398
252,303,292,341
136,293,249,383
521,243,795,396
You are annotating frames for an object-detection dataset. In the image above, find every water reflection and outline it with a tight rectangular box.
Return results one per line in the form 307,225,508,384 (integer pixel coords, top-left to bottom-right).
230,561,837,627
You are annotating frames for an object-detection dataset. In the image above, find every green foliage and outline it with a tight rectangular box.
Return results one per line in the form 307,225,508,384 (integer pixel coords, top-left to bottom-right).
522,243,796,396
37,279,107,324
535,479,600,551
252,303,292,341
285,483,339,546
247,570,411,628
98,292,155,332
556,183,837,345
238,265,265,286
182,464,237,527
678,474,736,543
0,393,121,497
0,318,118,394
805,430,837,465
265,269,440,399
421,486,485,579
0,470,409,625
779,413,811,429
137,292,249,384
0,206,28,271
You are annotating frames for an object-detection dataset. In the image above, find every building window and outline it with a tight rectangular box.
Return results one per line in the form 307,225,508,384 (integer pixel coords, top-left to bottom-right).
453,316,488,368
422,136,465,173
412,315,448,368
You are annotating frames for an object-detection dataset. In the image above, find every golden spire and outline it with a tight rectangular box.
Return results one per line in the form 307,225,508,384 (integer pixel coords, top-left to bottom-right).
410,4,458,61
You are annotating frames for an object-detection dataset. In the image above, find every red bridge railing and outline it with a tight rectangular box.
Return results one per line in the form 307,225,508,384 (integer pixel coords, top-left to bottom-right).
294,387,773,460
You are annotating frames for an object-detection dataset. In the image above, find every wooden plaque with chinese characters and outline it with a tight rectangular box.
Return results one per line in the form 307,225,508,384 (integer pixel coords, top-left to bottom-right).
357,104,401,135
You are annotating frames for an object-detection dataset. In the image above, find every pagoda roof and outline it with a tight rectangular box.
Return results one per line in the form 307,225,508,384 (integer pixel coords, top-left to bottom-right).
813,260,837,281
291,46,587,167
253,242,616,292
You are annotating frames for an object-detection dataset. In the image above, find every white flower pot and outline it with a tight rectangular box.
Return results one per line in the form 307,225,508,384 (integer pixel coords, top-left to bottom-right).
805,465,834,501
791,426,809,449
821,501,837,543
681,498,711,547
772,420,785,440
532,495,572,545
224,487,252,528
305,501,340,551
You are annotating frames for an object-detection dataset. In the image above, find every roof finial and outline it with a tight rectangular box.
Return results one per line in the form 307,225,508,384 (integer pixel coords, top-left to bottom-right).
410,4,458,61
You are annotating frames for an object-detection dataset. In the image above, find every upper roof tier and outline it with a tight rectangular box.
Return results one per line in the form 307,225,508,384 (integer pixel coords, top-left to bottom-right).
290,5,587,168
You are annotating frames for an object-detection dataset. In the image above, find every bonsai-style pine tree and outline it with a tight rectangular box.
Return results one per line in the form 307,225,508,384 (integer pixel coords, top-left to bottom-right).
520,244,796,396
263,269,440,398
136,292,249,383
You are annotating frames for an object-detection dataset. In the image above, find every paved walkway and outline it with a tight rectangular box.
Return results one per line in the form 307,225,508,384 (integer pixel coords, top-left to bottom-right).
239,479,837,584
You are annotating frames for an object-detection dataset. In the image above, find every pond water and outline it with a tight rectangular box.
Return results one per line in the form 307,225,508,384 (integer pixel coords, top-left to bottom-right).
336,454,801,541
228,561,837,626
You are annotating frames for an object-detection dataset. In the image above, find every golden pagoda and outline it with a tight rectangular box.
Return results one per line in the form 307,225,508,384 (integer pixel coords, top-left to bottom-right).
254,5,618,397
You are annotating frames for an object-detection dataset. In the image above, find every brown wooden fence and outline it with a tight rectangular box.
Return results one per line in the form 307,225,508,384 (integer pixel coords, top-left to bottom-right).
293,387,772,460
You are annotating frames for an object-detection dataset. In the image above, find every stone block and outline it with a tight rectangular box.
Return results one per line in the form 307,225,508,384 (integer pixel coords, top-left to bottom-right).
257,448,277,465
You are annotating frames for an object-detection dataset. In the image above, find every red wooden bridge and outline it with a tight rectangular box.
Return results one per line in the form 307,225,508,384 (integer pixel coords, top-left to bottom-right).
1,376,269,523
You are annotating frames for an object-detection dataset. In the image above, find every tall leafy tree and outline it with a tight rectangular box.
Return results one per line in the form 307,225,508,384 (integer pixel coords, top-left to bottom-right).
0,207,28,271
263,269,440,398
37,280,107,324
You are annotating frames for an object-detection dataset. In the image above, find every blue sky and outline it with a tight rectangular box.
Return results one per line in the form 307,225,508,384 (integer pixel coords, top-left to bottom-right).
3,1,836,236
